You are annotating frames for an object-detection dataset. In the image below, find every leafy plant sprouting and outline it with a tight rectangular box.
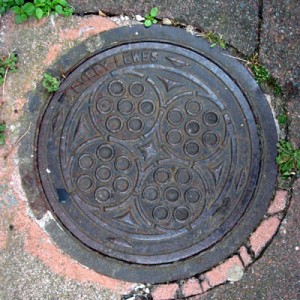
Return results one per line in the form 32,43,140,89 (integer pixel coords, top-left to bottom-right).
0,52,17,85
251,64,270,83
201,32,226,49
144,7,158,27
1,0,73,24
278,113,287,125
0,123,6,145
43,73,60,92
250,64,283,95
269,76,282,95
248,54,282,95
276,140,300,178
0,0,15,16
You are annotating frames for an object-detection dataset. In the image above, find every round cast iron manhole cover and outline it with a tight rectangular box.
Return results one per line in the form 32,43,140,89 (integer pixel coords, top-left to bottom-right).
36,26,277,283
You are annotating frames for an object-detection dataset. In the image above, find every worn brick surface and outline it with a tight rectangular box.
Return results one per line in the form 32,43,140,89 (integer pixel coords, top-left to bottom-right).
203,256,243,287
0,222,7,250
196,179,300,300
250,216,281,256
0,12,133,299
268,190,288,214
201,280,211,293
239,246,252,267
151,283,179,300
182,278,203,298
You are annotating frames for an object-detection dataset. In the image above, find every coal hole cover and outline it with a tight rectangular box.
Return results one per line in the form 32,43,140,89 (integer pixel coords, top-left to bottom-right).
36,26,277,283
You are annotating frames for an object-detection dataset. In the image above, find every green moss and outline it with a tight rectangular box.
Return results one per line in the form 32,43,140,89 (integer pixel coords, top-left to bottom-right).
0,123,6,145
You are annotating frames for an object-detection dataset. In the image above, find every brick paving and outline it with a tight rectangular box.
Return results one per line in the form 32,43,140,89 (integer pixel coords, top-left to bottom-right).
0,1,299,299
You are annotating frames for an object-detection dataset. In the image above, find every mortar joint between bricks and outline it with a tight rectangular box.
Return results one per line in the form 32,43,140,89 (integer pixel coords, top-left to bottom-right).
244,241,256,261
237,251,246,268
176,281,185,299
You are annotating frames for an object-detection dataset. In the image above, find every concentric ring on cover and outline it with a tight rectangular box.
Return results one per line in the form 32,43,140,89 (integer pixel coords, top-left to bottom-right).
35,26,277,283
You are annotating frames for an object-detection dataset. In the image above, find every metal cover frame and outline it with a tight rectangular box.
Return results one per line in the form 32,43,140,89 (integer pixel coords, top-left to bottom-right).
20,25,277,283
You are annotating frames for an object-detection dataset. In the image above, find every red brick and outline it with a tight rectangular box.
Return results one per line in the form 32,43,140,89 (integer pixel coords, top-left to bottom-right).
2,172,134,294
201,280,211,293
59,16,116,41
186,295,206,300
45,44,62,65
0,226,7,250
268,190,288,214
250,216,281,256
203,255,243,287
182,278,203,297
239,246,252,267
152,283,179,300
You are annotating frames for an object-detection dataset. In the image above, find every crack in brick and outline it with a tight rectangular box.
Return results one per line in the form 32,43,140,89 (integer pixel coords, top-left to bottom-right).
245,240,258,260
241,245,255,266
73,11,119,17
237,252,246,268
177,280,185,299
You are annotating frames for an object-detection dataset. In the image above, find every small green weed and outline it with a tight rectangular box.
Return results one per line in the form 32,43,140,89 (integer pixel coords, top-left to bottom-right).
269,77,282,95
144,7,158,27
43,73,60,92
278,113,287,125
251,64,282,95
0,123,6,145
0,0,73,24
249,54,282,95
201,32,226,49
0,52,17,85
276,140,300,177
251,64,270,83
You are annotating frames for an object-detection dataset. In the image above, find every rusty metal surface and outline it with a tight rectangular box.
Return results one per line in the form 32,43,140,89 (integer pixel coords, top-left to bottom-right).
36,26,277,282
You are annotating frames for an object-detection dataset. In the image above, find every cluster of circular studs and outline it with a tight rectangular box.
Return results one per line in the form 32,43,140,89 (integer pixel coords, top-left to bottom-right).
72,142,138,207
139,164,206,230
161,96,225,160
92,77,159,140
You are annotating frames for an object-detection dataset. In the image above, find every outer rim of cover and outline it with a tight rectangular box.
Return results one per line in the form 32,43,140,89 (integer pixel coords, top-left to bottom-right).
19,25,278,283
